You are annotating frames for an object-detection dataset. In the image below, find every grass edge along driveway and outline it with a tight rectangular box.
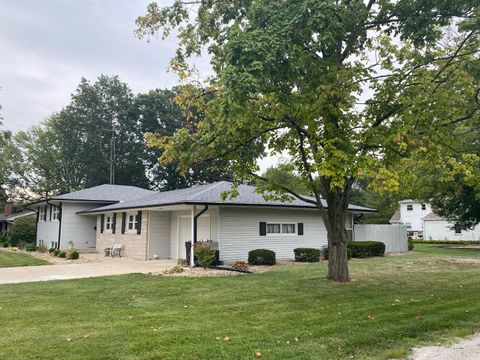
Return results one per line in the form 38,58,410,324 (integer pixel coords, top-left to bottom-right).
1,244,480,359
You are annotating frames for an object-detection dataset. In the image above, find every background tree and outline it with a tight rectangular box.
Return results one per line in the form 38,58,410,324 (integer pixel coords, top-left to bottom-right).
134,87,234,190
137,0,479,282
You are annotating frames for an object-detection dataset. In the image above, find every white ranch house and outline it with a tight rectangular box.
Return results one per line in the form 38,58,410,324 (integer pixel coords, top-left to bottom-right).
30,182,375,264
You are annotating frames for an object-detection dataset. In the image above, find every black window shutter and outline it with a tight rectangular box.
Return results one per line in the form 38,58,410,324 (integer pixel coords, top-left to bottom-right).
259,222,267,236
112,213,116,234
100,214,105,233
137,211,142,235
298,223,304,236
121,212,126,234
43,205,47,221
58,203,62,221
49,205,52,221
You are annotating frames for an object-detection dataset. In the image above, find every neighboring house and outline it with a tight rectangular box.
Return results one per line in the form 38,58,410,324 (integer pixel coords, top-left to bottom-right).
0,210,36,233
389,200,432,236
0,202,14,234
423,212,480,241
29,185,157,251
73,181,375,263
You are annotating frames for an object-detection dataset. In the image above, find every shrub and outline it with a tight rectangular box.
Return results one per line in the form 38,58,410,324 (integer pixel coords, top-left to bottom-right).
0,233,9,244
194,242,215,269
69,251,79,260
177,259,187,267
164,265,184,274
230,260,249,271
408,238,414,251
25,243,36,252
37,245,48,253
248,249,276,265
348,241,385,258
17,241,26,250
58,251,67,258
2,242,9,248
294,248,321,262
49,248,56,254
414,239,480,245
53,249,61,257
8,217,36,246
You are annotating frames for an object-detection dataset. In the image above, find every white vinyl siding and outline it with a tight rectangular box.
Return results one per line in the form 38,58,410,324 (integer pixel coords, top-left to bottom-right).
60,203,97,249
424,220,480,241
219,207,328,263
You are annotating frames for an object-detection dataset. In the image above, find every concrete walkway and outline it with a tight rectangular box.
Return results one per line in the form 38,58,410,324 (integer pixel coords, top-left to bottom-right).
0,256,176,285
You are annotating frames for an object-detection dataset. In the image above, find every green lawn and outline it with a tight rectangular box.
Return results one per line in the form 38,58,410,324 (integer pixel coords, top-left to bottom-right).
1,244,480,359
0,250,49,267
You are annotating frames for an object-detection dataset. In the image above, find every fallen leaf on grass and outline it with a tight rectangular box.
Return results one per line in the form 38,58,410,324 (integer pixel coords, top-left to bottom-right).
255,351,262,358
223,336,230,341
66,338,72,342
83,334,90,338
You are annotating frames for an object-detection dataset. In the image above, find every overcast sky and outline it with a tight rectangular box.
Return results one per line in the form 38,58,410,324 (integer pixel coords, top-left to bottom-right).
0,0,212,132
0,0,278,171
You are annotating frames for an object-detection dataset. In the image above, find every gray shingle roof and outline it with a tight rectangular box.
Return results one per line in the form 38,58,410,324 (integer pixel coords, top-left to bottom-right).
80,181,376,213
422,212,445,221
53,184,157,202
3,210,35,222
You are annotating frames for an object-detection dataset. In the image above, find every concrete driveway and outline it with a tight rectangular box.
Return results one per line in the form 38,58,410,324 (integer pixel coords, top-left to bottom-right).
0,256,177,285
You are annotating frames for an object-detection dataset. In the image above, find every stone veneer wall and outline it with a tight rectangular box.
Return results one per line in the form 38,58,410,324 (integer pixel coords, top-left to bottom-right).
95,211,149,260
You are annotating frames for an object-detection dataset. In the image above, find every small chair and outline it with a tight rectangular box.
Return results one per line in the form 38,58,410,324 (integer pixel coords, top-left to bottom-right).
111,243,123,258
104,247,113,257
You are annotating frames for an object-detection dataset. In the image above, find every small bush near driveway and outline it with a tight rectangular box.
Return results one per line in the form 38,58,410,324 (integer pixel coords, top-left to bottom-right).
348,241,385,258
294,248,320,262
248,249,276,265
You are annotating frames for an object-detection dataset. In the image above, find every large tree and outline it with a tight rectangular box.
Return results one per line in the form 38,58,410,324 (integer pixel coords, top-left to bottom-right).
137,0,479,281
133,88,234,190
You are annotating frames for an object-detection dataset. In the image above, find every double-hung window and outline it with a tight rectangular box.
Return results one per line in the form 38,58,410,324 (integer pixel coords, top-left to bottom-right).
51,206,60,221
127,213,139,232
39,207,46,222
105,215,113,232
266,223,296,235
406,204,413,211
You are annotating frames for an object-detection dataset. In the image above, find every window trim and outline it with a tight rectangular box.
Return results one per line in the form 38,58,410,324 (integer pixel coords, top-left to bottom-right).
104,214,113,233
39,207,46,222
127,213,139,233
266,222,297,236
51,206,60,221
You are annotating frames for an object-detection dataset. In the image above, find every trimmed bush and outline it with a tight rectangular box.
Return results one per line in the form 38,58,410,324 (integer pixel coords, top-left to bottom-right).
37,245,48,253
408,238,414,251
348,241,385,258
294,248,321,262
49,248,56,254
2,242,9,248
69,251,80,260
17,241,26,250
194,242,215,269
58,251,67,258
25,243,36,252
414,239,480,245
248,249,276,265
53,249,61,257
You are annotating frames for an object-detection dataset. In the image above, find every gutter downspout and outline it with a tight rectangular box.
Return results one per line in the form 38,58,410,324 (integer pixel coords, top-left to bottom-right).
47,201,62,250
191,204,209,266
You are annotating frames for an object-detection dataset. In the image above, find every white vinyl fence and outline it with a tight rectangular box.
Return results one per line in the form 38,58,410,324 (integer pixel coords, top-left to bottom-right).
353,224,408,253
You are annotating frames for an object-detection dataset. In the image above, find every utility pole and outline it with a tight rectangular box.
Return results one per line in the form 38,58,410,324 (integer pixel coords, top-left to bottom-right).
109,117,116,185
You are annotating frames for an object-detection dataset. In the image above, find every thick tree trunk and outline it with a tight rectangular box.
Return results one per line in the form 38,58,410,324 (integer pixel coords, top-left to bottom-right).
324,190,350,282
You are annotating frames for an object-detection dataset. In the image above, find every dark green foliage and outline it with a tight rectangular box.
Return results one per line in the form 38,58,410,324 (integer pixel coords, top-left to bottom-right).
294,248,320,262
193,242,214,268
248,249,276,265
8,217,36,246
48,248,56,254
53,249,60,257
58,251,66,258
69,251,79,260
408,239,414,251
25,243,36,252
2,242,9,248
349,242,385,258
